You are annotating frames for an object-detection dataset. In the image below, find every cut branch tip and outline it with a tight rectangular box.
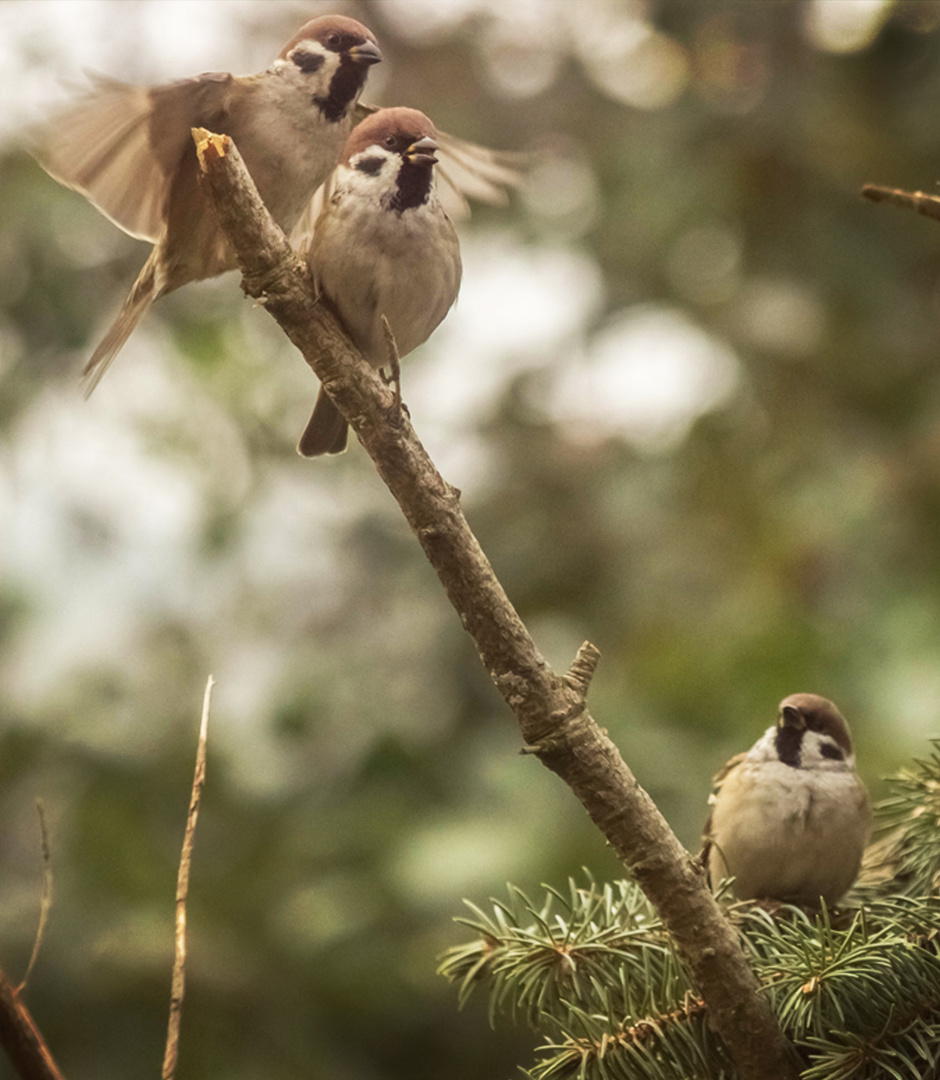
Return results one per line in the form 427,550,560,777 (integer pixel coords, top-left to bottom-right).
192,127,230,169
564,641,601,695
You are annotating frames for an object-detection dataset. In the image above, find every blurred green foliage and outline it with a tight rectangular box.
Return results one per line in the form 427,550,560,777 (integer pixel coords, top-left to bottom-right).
2,1,940,1077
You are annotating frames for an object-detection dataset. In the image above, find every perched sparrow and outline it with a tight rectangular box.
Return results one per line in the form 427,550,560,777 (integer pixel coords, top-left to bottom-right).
298,107,462,457
34,14,382,394
702,693,870,906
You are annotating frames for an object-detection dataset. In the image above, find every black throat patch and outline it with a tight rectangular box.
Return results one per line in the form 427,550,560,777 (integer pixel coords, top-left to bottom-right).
386,161,433,214
775,724,803,768
315,57,367,123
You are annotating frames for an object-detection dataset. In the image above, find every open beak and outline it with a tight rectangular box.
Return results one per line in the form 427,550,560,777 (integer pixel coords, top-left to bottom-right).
406,135,439,166
349,40,383,66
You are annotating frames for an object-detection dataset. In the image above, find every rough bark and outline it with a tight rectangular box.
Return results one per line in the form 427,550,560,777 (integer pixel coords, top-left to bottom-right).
192,127,800,1080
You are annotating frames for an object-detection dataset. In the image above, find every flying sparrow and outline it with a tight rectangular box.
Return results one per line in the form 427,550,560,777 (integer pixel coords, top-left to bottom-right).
702,693,870,906
298,107,462,457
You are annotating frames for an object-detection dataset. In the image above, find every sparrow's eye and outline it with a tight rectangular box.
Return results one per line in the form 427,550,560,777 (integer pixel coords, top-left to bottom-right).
326,32,341,49
384,135,397,148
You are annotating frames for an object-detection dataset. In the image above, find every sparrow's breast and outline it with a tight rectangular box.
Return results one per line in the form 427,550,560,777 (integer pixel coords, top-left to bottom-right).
312,188,461,363
708,760,869,904
232,78,355,231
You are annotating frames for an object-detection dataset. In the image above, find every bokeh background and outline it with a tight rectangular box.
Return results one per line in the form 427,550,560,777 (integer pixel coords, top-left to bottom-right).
2,0,940,1076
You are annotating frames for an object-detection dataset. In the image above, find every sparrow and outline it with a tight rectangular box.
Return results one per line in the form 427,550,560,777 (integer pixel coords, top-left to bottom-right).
33,16,522,397
702,693,870,906
33,14,382,394
298,107,462,457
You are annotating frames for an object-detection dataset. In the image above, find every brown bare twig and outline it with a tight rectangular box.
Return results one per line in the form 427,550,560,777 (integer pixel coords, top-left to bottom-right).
162,676,214,1080
192,127,800,1080
861,183,940,223
0,970,66,1080
0,802,65,1080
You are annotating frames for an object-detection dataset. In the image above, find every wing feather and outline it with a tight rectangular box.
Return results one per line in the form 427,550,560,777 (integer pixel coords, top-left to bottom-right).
32,72,234,243
699,752,746,869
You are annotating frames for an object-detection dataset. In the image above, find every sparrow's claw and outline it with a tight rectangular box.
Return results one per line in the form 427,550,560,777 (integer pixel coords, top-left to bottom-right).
381,314,403,413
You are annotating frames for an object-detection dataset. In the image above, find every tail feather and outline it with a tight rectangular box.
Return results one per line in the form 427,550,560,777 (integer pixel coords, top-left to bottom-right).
81,252,158,397
297,388,349,457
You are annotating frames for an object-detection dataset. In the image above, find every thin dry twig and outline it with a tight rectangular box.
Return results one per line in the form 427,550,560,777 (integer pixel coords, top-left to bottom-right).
0,801,64,1080
17,801,53,994
161,676,214,1080
193,128,800,1080
0,965,66,1080
861,183,940,222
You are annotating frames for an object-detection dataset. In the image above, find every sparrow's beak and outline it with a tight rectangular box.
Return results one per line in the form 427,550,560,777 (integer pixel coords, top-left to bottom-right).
406,135,439,166
349,40,383,65
779,704,805,730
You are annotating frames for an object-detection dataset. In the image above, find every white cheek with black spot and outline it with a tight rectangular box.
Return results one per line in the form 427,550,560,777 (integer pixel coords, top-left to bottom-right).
348,148,398,191
273,45,342,101
801,731,854,772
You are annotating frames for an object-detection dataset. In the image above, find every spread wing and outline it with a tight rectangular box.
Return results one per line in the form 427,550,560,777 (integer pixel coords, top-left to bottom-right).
31,72,235,243
433,127,529,220
698,752,747,869
290,101,529,249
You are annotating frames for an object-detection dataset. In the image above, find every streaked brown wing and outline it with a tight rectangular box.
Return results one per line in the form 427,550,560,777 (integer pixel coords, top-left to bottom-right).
434,128,529,220
32,72,234,243
698,752,747,867
288,170,334,256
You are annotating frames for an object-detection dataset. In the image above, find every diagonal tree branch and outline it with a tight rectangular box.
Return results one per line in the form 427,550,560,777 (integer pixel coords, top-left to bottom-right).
192,126,800,1080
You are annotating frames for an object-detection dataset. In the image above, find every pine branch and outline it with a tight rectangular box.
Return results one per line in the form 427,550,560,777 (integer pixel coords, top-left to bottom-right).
191,127,799,1080
741,905,940,1042
854,740,940,901
530,997,729,1080
443,876,940,1079
439,878,676,1029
